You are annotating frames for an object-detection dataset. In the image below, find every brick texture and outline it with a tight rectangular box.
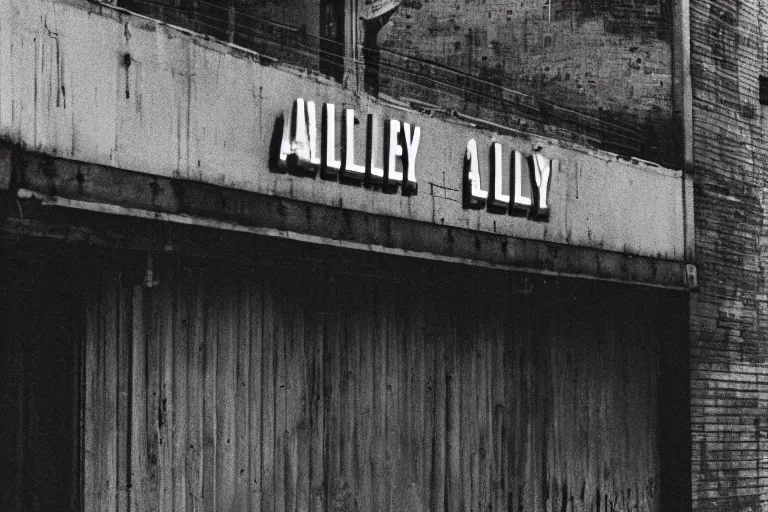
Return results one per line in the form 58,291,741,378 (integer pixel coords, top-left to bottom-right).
114,0,676,163
380,0,675,164
690,0,768,509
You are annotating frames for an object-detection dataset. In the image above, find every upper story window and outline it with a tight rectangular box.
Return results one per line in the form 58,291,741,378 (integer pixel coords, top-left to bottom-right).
759,75,768,106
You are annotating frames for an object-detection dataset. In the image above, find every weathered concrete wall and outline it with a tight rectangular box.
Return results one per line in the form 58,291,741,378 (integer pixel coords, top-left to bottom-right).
380,0,675,163
689,0,768,509
0,0,685,264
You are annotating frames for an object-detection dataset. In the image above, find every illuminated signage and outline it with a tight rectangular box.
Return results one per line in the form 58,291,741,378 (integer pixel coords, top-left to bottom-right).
273,98,555,220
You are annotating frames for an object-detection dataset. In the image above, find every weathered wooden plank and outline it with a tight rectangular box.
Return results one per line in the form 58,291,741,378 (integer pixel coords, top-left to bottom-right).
324,279,342,510
385,281,403,510
355,280,374,512
99,276,115,512
472,282,486,512
96,280,107,512
534,284,552,512
102,276,118,512
186,278,205,512
249,275,264,511
484,283,497,512
295,277,311,512
260,274,276,512
491,279,507,512
508,278,524,510
340,280,357,510
116,281,132,512
371,280,388,512
173,273,189,512
202,280,218,512
83,278,99,511
235,281,251,511
415,283,434,511
308,279,325,512
430,284,446,512
459,288,475,512
274,274,287,512
159,271,175,512
145,284,161,510
284,277,298,512
446,296,461,512
129,285,148,512
216,280,236,511
411,286,428,510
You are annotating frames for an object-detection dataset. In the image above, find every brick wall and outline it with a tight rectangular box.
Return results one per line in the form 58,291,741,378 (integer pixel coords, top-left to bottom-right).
690,0,768,509
111,0,675,163
379,0,675,164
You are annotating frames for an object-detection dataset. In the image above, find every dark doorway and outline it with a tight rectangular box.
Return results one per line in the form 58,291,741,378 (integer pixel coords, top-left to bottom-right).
320,0,345,82
0,244,83,512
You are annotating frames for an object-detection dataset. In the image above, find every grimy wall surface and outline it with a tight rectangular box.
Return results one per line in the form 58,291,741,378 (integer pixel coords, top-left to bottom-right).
0,0,686,267
381,0,675,163
690,0,768,509
82,250,686,512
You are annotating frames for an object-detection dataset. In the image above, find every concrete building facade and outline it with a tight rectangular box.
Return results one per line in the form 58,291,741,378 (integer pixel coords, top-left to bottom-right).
3,0,765,510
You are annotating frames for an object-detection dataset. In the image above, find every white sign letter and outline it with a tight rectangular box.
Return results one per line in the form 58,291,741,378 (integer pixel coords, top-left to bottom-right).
489,141,510,212
306,101,321,168
322,103,342,178
366,113,385,185
342,108,366,180
277,111,291,171
463,139,488,209
401,122,420,195
530,153,554,218
291,98,311,163
512,150,532,213
384,119,404,191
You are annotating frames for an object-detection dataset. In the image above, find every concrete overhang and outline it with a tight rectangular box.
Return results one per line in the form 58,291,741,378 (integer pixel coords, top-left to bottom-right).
0,0,694,289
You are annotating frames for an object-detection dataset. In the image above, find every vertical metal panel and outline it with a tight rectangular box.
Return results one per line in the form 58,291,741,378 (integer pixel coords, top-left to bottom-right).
129,285,148,512
83,259,680,511
172,277,189,512
186,279,205,511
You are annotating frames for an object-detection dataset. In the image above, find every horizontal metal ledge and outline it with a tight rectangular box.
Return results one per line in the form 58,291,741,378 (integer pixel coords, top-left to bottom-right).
4,148,692,290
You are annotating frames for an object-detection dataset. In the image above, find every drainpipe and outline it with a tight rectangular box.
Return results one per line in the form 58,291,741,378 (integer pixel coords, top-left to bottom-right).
673,0,696,289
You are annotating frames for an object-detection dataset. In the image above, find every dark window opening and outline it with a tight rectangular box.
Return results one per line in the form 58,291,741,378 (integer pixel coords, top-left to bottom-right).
320,0,345,82
363,19,382,96
759,75,768,105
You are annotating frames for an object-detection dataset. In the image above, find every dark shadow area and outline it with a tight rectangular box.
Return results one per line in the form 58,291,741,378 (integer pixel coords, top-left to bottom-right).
658,294,692,512
0,241,84,512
